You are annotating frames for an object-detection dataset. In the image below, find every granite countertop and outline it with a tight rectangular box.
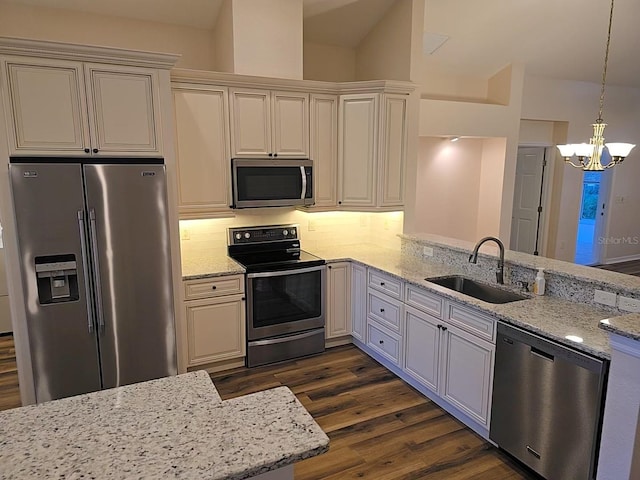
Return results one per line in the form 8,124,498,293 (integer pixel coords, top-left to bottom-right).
179,241,621,358
306,244,614,359
0,371,329,479
182,246,245,280
599,313,640,342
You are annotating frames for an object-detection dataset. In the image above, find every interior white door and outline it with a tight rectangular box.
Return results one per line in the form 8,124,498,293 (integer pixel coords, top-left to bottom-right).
510,147,545,254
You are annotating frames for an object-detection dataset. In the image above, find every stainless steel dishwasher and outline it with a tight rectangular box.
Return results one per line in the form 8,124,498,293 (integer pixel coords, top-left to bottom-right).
490,322,608,480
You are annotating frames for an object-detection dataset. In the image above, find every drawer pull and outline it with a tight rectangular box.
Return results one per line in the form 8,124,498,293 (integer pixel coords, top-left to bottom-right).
211,285,217,290
380,282,385,286
379,340,384,344
380,308,385,313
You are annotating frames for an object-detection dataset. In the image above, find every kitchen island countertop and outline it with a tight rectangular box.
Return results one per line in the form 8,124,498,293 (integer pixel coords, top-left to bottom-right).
0,371,328,479
599,313,640,342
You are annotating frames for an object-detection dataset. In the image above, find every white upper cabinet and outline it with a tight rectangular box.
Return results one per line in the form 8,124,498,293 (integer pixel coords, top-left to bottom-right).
338,94,379,207
378,94,407,207
1,57,163,157
173,85,231,218
338,93,408,209
230,88,308,158
310,94,338,208
272,91,309,157
1,57,90,155
229,89,271,157
85,64,162,156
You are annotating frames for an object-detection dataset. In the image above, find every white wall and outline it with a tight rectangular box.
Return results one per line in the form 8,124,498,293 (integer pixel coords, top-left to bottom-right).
303,42,356,82
521,75,640,263
476,138,507,238
413,137,482,242
230,0,303,79
213,0,234,73
0,2,216,70
408,63,524,244
355,0,414,81
179,210,404,258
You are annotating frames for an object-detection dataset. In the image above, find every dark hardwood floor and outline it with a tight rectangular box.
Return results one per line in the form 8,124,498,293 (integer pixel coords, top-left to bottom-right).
0,333,21,411
0,335,538,479
595,259,640,277
211,345,539,480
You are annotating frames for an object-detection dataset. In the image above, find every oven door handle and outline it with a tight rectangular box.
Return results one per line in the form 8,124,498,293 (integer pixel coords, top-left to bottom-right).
247,265,325,279
300,166,307,199
250,329,322,346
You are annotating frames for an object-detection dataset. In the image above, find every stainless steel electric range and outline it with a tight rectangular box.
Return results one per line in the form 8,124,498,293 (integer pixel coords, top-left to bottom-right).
228,224,326,367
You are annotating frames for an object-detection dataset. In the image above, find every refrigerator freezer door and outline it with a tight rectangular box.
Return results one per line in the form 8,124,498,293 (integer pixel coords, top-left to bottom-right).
10,163,101,402
83,164,177,388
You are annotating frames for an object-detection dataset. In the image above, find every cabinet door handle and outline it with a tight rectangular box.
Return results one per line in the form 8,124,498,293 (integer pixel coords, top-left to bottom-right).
437,324,442,330
211,285,217,290
380,308,385,313
92,148,99,154
380,282,385,286
379,340,384,345
328,265,332,269
441,326,447,332
84,148,90,154
273,153,278,157
241,297,246,301
268,153,273,157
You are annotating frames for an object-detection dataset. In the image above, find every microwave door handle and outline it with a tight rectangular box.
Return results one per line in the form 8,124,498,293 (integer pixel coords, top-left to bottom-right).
300,166,306,200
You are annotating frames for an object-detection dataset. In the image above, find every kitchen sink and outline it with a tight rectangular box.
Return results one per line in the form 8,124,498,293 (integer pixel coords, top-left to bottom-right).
426,275,529,304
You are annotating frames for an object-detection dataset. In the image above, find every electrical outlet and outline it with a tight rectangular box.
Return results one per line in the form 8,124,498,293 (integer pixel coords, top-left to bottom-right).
594,289,617,307
614,195,625,204
180,229,190,241
618,296,640,313
308,220,316,231
423,246,434,257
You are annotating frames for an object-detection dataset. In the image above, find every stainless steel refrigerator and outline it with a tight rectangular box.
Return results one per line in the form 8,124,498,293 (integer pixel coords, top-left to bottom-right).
10,160,177,403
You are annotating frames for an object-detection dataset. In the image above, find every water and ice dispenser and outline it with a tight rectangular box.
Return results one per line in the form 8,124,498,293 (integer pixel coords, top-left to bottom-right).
35,255,79,304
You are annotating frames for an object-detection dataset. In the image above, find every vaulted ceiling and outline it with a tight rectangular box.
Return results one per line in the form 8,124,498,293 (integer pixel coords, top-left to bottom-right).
1,0,638,87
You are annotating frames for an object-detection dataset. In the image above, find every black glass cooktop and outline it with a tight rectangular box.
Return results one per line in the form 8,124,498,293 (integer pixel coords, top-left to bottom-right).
230,249,325,273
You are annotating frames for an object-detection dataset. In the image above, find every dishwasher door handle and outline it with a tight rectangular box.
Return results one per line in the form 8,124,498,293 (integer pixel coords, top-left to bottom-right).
530,346,554,362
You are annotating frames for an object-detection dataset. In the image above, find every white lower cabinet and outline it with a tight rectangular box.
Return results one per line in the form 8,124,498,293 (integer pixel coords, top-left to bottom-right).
350,263,367,342
183,275,246,367
403,305,440,393
440,324,494,427
399,284,496,431
326,262,351,339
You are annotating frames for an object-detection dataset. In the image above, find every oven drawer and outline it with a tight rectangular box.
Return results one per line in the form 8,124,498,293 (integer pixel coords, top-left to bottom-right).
368,270,403,300
367,322,401,365
184,275,244,300
367,290,402,334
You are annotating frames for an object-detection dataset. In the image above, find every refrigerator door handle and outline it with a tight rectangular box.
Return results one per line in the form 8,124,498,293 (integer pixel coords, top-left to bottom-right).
77,210,95,333
89,209,106,332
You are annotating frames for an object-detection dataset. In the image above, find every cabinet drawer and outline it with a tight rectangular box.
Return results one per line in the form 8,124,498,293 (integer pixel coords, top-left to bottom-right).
446,302,496,343
367,321,401,365
368,270,403,299
184,275,244,300
367,290,402,333
405,285,443,319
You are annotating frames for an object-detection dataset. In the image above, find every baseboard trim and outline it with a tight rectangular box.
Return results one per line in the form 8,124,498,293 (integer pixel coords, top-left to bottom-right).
603,254,640,265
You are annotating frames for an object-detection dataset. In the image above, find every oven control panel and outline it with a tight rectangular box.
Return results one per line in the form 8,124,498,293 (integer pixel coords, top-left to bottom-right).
228,224,299,245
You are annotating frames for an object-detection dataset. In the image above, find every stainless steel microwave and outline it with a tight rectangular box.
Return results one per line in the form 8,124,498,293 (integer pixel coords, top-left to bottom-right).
231,158,314,208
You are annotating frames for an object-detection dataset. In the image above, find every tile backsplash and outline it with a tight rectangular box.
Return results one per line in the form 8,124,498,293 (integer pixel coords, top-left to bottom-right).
179,210,404,252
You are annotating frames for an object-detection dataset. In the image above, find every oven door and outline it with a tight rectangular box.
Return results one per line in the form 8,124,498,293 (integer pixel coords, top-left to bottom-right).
246,265,325,340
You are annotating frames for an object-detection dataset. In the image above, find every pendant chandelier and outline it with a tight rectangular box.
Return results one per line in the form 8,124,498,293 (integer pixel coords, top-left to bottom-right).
557,0,635,171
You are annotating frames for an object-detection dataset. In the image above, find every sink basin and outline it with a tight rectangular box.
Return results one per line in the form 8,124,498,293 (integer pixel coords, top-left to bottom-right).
426,275,529,304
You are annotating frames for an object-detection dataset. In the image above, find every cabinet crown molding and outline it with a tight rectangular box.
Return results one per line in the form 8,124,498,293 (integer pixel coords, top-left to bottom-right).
171,68,416,95
0,36,180,69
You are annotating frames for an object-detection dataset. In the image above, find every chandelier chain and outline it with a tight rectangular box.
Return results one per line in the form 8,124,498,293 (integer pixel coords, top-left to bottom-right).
598,0,615,122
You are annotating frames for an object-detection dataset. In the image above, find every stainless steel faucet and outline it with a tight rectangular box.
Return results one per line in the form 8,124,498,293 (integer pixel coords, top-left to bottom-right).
469,236,505,284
